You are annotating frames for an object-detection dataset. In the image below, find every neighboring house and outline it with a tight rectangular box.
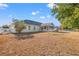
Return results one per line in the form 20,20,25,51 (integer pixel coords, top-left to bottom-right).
0,27,10,34
9,19,55,33
0,27,3,34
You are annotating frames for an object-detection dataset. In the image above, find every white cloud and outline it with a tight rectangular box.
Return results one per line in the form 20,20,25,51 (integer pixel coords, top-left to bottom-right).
40,15,51,19
32,12,36,15
47,3,57,9
32,11,40,15
47,3,54,9
40,16,46,19
47,15,51,18
0,3,8,9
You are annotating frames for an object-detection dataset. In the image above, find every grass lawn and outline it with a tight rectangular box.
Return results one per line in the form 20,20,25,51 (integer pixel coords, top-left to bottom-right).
0,32,79,56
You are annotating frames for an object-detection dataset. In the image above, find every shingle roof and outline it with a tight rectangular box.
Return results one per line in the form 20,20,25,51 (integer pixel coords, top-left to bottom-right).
24,19,42,25
41,23,54,26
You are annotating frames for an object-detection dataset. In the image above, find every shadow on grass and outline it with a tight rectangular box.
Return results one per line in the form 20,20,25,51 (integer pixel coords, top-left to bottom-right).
52,31,70,33
13,33,34,40
50,31,70,36
12,31,46,40
57,32,70,33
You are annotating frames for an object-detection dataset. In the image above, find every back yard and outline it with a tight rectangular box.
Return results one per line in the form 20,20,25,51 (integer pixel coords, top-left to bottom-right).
0,32,79,56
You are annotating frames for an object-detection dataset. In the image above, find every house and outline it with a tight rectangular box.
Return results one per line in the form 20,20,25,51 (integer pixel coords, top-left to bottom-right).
0,26,10,34
41,23,54,31
9,19,55,33
23,20,42,32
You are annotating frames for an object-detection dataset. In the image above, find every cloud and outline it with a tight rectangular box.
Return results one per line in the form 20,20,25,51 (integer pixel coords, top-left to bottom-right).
32,11,40,15
40,16,46,19
32,12,36,15
47,15,51,18
47,3,57,9
40,15,51,19
0,3,8,9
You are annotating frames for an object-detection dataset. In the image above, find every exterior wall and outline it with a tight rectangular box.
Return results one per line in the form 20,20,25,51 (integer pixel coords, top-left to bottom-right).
9,23,54,33
9,24,16,33
0,27,4,33
9,24,41,33
0,27,11,33
22,24,41,32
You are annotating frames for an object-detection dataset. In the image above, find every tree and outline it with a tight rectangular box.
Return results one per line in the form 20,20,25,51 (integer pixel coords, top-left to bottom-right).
13,19,26,33
52,3,79,30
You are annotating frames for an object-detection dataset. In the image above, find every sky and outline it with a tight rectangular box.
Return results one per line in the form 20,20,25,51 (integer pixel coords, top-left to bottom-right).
0,3,61,27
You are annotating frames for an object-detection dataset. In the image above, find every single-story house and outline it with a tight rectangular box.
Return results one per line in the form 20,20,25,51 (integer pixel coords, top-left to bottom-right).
3,19,55,33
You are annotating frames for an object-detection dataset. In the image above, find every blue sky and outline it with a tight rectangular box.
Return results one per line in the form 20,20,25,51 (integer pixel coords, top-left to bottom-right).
0,3,61,26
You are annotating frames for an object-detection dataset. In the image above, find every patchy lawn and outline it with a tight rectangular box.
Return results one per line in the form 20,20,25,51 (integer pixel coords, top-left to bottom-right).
0,32,79,56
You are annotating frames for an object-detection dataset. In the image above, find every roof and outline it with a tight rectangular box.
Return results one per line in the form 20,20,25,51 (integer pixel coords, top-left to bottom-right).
24,19,42,25
41,23,54,26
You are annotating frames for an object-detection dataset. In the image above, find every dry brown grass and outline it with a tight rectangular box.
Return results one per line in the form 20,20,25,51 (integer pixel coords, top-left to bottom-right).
0,32,79,56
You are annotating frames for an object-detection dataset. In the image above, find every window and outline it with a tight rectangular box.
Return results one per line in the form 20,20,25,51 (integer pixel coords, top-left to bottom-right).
28,26,31,30
25,26,27,29
34,26,36,30
43,26,46,29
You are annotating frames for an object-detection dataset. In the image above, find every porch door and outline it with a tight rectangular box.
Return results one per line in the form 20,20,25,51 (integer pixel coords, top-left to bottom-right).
42,26,48,31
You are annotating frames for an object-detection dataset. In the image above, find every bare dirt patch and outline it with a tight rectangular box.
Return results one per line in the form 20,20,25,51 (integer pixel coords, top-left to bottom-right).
0,32,79,56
